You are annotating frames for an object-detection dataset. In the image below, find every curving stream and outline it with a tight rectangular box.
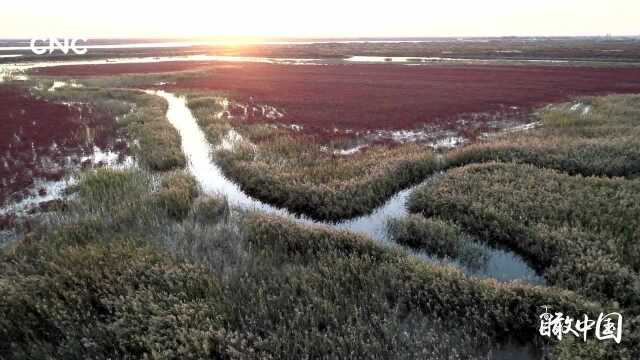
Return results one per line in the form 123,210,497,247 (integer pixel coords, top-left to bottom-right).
152,90,545,285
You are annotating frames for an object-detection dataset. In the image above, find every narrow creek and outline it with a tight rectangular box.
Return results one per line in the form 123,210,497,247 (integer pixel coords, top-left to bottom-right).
152,90,545,285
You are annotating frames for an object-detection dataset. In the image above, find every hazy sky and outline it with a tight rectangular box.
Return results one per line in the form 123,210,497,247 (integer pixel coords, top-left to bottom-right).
2,0,639,38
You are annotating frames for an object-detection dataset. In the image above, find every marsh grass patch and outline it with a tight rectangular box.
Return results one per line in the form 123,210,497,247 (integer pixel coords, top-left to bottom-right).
386,215,491,270
448,94,640,178
39,86,186,171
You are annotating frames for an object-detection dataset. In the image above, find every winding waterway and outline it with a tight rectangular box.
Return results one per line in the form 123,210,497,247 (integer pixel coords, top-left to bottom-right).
152,90,545,285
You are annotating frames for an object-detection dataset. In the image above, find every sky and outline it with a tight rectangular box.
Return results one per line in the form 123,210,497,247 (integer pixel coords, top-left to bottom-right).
1,0,639,39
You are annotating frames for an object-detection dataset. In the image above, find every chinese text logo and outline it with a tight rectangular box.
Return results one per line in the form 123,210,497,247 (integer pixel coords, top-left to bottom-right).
539,306,622,343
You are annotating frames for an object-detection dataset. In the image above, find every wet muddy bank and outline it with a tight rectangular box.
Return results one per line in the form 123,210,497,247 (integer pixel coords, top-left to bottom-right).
0,86,131,209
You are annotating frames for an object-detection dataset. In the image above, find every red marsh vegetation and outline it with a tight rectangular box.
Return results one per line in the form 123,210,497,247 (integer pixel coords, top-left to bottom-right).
174,63,640,137
0,86,124,206
34,62,640,139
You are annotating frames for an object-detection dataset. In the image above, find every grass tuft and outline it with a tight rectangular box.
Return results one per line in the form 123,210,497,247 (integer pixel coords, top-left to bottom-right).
386,215,490,269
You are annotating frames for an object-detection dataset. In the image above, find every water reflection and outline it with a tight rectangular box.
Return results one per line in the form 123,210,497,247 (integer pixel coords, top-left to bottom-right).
0,147,134,216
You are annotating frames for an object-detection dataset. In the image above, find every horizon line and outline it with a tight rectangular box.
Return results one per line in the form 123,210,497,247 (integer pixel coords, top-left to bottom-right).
2,34,640,41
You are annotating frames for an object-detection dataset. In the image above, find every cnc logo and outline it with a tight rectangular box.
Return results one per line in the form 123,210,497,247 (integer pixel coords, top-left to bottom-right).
30,37,88,55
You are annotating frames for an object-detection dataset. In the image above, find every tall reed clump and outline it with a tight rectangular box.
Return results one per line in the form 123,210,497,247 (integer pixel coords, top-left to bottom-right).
152,171,200,220
0,165,255,358
120,92,186,171
41,168,202,251
408,162,640,303
407,162,640,357
0,240,235,359
242,213,602,355
186,95,231,145
219,147,442,221
386,215,490,269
